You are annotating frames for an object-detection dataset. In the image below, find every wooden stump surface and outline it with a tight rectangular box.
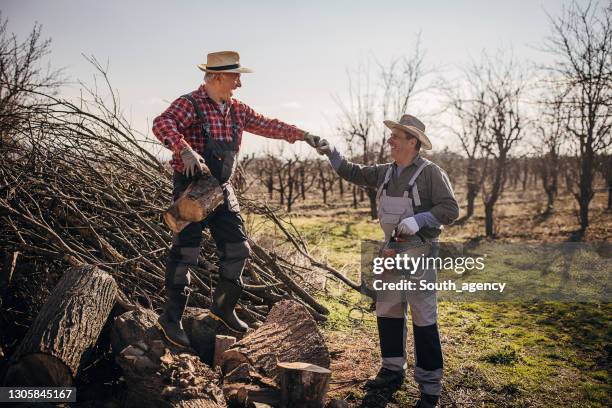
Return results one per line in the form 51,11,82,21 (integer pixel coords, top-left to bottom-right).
4,265,117,386
222,300,330,380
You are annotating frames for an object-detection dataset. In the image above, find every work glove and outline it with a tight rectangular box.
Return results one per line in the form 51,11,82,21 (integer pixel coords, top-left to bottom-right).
303,132,321,148
396,216,420,236
316,139,333,157
180,146,209,178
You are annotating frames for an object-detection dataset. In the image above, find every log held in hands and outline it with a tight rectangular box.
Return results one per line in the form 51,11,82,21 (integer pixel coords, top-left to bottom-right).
164,175,225,233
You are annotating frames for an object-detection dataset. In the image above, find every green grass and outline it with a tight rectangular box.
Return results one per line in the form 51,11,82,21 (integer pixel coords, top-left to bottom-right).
481,345,522,365
245,211,380,272
316,290,377,332
249,209,611,407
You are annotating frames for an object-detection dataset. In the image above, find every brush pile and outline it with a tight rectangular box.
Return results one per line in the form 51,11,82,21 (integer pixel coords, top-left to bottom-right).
0,88,330,331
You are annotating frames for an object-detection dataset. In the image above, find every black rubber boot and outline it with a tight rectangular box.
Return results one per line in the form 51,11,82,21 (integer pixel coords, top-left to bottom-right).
157,285,191,348
210,278,249,333
365,367,405,389
414,393,439,408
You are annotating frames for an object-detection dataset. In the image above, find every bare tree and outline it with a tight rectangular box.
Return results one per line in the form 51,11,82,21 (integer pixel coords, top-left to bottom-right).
542,0,612,233
252,149,281,201
595,153,612,210
316,159,336,205
534,95,566,214
477,51,529,237
269,153,316,213
378,34,426,161
0,15,62,138
334,62,377,217
443,63,490,221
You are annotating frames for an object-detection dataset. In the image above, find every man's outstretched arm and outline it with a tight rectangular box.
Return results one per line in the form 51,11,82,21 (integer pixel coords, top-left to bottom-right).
240,102,305,143
315,138,388,189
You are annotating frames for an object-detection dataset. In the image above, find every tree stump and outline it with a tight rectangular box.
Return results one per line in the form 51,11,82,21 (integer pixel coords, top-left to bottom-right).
214,335,236,369
164,176,224,233
111,308,226,408
277,362,331,408
4,265,117,386
221,300,330,379
183,308,251,365
184,310,221,365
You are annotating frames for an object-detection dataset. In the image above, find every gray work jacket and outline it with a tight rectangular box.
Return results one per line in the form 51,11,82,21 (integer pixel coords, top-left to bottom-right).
334,154,460,240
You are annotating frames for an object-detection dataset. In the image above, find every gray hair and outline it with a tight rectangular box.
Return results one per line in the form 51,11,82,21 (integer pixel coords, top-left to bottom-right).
204,72,221,83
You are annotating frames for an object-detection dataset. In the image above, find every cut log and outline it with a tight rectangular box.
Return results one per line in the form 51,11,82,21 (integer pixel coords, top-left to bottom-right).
184,308,251,365
111,308,226,408
184,310,221,365
221,300,330,380
214,335,236,369
164,176,224,233
277,362,331,408
4,265,117,386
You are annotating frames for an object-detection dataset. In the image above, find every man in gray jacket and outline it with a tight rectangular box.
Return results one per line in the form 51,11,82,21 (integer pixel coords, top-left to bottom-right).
315,115,459,408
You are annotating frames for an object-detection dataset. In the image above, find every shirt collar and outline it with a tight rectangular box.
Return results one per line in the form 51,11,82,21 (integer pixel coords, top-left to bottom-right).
393,153,422,170
198,84,233,105
197,84,233,116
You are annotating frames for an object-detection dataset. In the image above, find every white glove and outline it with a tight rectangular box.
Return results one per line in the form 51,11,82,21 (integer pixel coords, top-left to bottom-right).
397,217,420,236
180,146,209,178
316,139,332,156
303,133,321,148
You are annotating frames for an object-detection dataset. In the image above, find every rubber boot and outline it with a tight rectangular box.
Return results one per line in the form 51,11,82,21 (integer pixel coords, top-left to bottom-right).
365,367,405,389
157,285,191,348
414,393,439,408
209,278,249,333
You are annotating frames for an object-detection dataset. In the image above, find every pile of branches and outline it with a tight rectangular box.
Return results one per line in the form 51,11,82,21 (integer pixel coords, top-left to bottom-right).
0,77,341,345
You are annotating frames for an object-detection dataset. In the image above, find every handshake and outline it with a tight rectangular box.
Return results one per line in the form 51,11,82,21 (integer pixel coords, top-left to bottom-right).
303,133,332,157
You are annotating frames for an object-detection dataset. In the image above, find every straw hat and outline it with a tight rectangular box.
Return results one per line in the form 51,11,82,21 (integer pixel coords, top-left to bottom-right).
383,114,432,150
197,51,253,74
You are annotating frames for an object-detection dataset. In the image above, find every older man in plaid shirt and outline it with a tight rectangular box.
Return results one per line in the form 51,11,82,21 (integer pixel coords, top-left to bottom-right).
153,51,320,347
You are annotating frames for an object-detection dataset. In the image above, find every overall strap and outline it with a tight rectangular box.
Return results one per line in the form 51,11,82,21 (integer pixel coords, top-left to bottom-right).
181,94,212,144
228,104,240,150
407,158,431,207
376,166,394,204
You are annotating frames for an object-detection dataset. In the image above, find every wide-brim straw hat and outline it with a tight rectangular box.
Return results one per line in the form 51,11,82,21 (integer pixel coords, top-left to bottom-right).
197,51,253,74
383,114,432,150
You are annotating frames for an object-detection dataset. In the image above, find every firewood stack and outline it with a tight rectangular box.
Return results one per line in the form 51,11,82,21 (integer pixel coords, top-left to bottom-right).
3,265,332,407
110,300,331,407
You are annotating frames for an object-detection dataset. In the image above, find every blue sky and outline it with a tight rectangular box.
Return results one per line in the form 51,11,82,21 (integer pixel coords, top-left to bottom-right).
2,0,586,157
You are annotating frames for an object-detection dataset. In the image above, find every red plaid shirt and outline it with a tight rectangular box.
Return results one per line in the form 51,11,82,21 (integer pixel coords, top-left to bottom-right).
153,85,305,171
